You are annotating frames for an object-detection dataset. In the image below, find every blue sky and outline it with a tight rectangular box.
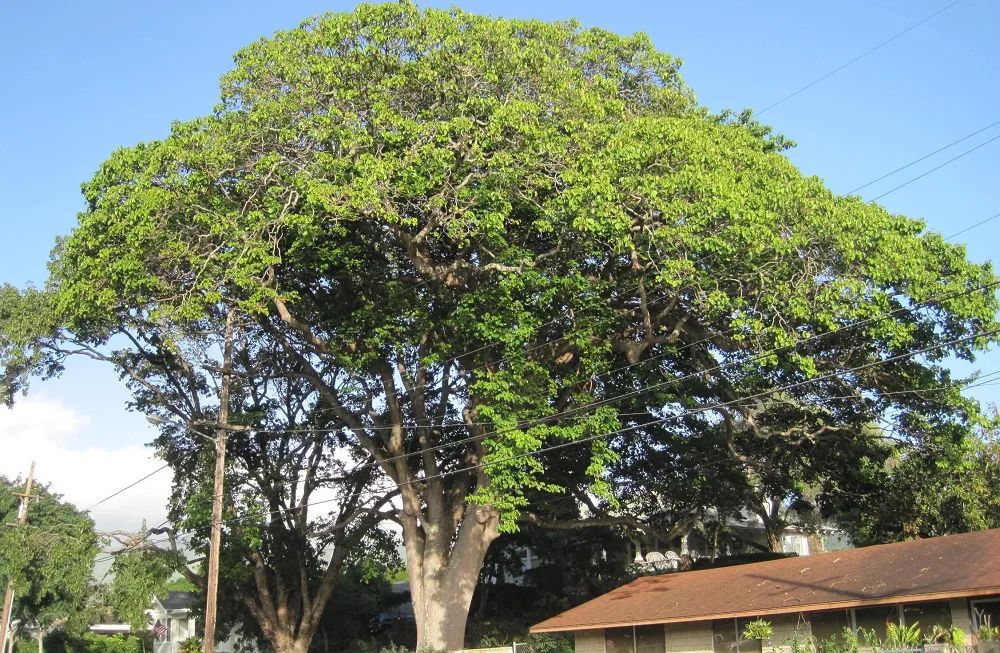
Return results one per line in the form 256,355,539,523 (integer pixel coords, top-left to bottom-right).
1,1,998,528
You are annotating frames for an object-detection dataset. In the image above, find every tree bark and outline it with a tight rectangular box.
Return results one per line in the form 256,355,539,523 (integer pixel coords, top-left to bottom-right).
763,527,782,553
405,504,500,652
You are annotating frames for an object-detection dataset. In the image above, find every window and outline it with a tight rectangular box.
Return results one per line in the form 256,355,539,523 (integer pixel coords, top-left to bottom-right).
972,598,1000,632
854,605,900,641
713,619,738,653
606,627,635,653
635,626,665,653
713,619,762,653
604,626,665,653
781,534,810,556
902,602,951,636
810,609,852,645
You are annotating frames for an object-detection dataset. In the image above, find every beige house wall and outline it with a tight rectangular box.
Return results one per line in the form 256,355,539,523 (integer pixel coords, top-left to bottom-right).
763,615,811,653
575,629,607,653
950,598,974,639
569,596,996,653
665,622,714,653
573,623,716,653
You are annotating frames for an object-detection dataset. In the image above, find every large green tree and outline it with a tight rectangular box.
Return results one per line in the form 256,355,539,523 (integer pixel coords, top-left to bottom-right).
2,3,999,651
0,479,99,645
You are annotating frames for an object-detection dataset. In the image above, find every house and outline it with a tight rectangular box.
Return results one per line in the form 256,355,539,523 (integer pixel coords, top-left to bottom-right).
147,592,250,653
149,592,199,653
531,528,1000,653
627,511,848,571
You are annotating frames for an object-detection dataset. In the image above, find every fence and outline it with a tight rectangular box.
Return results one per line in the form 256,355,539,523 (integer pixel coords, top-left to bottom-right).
454,643,534,653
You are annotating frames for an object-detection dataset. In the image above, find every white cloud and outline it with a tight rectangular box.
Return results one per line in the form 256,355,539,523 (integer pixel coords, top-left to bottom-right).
0,397,170,535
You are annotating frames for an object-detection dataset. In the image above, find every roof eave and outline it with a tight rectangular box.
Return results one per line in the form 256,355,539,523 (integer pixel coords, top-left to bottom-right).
529,585,1000,634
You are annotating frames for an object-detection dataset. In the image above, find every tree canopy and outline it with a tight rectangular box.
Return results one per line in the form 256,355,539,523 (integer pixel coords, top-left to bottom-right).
1,3,999,651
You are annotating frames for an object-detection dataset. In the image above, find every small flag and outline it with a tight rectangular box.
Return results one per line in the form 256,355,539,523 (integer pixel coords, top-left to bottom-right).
152,621,167,639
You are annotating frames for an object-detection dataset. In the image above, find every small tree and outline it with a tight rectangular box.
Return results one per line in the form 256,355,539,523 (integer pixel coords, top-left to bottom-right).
0,478,99,641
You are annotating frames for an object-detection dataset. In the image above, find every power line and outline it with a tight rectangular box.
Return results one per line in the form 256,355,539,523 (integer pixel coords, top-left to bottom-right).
847,118,1000,195
946,210,1000,241
99,340,1000,563
84,464,170,512
247,273,1000,440
870,131,1000,201
83,275,1000,560
757,0,962,115
85,270,1000,562
414,326,1000,485
364,279,1000,448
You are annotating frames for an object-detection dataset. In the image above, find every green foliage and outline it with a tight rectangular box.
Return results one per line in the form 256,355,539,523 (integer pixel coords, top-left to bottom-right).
925,625,965,648
783,634,815,653
834,411,1000,545
517,634,574,653
108,547,184,630
816,627,859,653
164,577,197,592
76,634,145,653
362,645,412,653
0,478,99,634
30,632,150,653
978,613,1000,641
883,622,922,649
478,631,572,653
741,619,774,642
178,637,202,653
859,628,883,651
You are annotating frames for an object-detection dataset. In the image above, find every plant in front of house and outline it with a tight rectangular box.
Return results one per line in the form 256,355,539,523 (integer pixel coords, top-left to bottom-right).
924,625,966,653
178,636,202,653
743,619,775,644
979,613,1000,640
818,627,861,653
882,623,923,651
783,633,816,653
859,629,882,650
979,614,1000,653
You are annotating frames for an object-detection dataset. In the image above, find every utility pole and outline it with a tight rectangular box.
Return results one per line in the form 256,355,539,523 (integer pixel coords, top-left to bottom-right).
1,463,35,653
202,311,234,653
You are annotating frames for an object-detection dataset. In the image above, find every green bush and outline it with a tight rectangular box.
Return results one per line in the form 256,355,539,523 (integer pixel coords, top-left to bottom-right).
816,627,860,653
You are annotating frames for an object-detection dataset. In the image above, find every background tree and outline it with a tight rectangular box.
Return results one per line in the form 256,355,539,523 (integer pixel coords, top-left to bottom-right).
0,478,99,646
88,326,402,653
2,3,1000,652
830,407,1000,544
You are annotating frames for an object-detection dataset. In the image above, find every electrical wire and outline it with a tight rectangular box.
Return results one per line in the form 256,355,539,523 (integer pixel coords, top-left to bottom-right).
946,210,1000,241
847,118,1000,195
870,131,1000,201
94,330,1000,563
757,0,962,115
84,266,1000,557
236,278,1000,452
84,464,170,512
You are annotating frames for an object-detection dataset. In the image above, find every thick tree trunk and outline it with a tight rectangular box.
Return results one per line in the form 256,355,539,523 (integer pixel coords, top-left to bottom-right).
764,527,782,553
758,500,785,553
405,504,500,652
268,633,310,653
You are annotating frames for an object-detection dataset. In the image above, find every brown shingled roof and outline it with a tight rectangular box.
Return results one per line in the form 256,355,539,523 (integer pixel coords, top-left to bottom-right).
531,528,1000,633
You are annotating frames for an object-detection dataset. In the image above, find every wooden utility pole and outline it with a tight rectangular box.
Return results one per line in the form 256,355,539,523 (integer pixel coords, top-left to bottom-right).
0,463,35,653
202,312,234,653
